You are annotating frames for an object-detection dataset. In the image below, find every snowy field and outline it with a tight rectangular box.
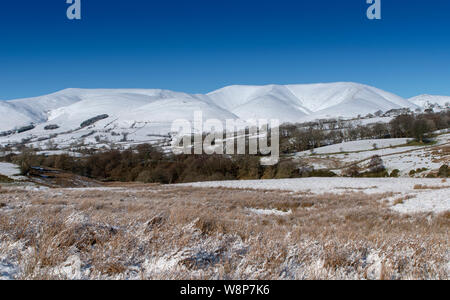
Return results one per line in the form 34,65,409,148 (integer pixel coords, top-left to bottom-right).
294,133,450,176
0,162,25,180
182,177,450,214
296,138,411,155
309,145,445,176
296,134,449,157
377,148,444,175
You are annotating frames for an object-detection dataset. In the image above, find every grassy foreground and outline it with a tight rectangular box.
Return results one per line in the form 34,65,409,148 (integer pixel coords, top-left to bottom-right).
0,183,448,280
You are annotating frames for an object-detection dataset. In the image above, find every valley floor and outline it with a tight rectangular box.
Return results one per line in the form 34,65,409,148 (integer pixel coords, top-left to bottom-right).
0,180,448,280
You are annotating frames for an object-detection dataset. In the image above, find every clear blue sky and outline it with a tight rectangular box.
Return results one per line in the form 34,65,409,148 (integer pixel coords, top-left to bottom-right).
1,0,449,100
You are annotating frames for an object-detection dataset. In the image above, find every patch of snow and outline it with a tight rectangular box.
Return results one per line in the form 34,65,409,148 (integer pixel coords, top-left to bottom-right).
0,260,18,280
55,255,82,280
36,150,83,157
392,189,450,214
65,212,90,225
247,208,292,216
0,241,25,280
24,185,50,192
365,251,384,280
143,256,180,278
0,162,28,181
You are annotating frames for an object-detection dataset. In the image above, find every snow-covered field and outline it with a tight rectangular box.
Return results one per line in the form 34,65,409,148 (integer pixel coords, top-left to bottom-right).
0,162,25,180
302,144,445,176
183,177,450,214
377,148,444,175
297,134,449,158
294,133,450,176
296,138,411,155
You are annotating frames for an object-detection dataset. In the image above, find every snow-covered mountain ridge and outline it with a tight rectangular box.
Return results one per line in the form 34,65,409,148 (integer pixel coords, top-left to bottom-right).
2,82,442,132
408,94,450,109
0,82,447,150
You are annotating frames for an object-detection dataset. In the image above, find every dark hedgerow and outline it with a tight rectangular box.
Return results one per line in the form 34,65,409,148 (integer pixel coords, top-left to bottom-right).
8,145,317,184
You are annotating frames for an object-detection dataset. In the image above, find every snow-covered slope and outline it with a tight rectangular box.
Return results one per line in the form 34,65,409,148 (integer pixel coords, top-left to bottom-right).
409,94,450,109
3,89,85,127
0,88,237,132
0,102,38,131
207,82,419,121
0,88,242,150
207,85,310,122
43,89,237,131
286,82,417,119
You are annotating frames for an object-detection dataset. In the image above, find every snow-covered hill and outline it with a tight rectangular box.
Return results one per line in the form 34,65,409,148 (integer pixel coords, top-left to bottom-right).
0,82,446,149
286,83,417,119
409,94,450,109
207,82,418,122
0,102,37,131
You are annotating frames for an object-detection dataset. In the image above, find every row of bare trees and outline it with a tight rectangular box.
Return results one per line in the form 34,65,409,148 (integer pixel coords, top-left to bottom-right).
279,110,450,153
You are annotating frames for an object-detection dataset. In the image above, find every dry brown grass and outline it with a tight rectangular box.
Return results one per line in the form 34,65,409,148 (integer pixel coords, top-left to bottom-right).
0,184,448,280
431,146,450,157
413,184,449,190
393,198,404,205
393,195,417,206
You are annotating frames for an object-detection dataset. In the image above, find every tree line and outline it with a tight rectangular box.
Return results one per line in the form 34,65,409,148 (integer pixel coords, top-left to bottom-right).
279,111,450,153
1,111,448,184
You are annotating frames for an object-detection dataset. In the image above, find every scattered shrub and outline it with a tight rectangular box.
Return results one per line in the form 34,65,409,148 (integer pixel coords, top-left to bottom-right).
17,125,35,133
344,165,361,177
438,165,449,178
361,170,389,178
368,155,385,173
390,169,400,178
44,125,60,130
307,169,337,177
194,217,227,235
80,114,109,128
0,174,13,183
274,161,298,179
